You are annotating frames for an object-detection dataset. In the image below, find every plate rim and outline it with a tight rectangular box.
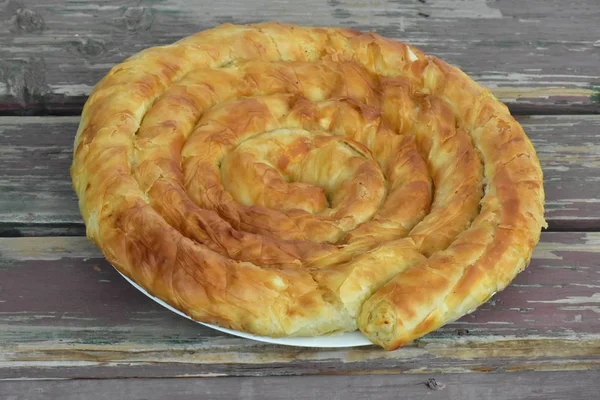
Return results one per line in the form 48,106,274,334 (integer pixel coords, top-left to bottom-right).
113,266,373,348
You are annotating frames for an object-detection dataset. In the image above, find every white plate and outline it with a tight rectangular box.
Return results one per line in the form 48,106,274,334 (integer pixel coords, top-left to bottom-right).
114,267,373,348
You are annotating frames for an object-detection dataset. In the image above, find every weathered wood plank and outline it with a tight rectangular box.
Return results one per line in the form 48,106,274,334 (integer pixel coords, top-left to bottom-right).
2,371,599,400
1,115,598,234
1,233,598,379
0,0,598,114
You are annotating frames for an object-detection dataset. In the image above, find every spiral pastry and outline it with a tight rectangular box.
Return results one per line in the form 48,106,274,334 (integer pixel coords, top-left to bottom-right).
71,23,546,350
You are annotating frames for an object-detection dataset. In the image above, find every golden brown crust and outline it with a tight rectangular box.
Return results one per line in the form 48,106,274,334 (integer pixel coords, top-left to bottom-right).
71,22,546,348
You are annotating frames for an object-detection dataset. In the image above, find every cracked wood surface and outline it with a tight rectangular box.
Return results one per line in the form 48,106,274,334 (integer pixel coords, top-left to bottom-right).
1,371,599,400
1,115,599,236
0,233,599,380
0,0,599,115
1,0,599,397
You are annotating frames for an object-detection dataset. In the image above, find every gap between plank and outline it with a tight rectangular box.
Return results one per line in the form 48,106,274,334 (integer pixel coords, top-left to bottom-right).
1,221,598,238
0,104,599,117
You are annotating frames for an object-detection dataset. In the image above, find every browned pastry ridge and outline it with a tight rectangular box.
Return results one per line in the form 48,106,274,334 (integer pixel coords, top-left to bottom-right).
71,22,546,350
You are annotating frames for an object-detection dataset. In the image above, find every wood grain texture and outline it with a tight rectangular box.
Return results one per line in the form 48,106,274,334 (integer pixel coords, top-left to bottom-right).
1,115,598,235
0,0,598,115
0,0,597,395
2,371,599,400
1,233,599,379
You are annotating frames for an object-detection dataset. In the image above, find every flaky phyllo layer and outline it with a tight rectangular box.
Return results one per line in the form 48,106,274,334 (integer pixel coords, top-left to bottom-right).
71,23,546,349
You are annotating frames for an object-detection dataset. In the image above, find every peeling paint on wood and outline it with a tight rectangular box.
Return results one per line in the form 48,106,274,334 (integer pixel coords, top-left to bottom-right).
1,371,598,400
1,0,599,393
1,115,598,235
0,233,598,379
0,0,598,114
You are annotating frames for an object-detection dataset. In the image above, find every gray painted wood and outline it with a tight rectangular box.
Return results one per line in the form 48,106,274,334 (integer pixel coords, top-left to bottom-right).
1,115,599,235
2,371,599,400
1,233,599,379
0,1,598,395
0,0,598,114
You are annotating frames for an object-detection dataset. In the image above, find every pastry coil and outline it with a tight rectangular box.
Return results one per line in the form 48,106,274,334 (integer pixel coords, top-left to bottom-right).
71,23,546,349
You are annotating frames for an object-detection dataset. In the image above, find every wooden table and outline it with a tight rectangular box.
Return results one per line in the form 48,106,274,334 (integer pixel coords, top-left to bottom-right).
1,1,599,398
